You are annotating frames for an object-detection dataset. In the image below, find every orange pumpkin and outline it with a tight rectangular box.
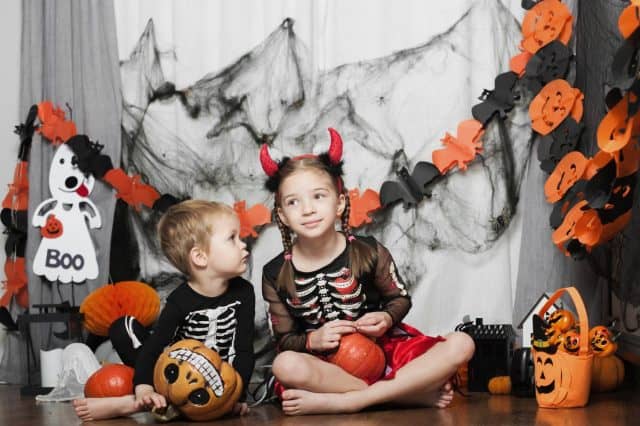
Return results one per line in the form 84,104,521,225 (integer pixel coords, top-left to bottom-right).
84,364,134,398
41,214,63,238
559,329,581,354
589,326,618,357
544,152,588,203
488,376,511,395
327,333,386,384
546,309,576,333
80,281,160,336
153,339,242,421
521,0,572,54
591,355,624,392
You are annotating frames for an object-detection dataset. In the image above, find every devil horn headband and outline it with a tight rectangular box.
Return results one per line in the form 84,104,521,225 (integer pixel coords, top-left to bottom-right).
260,128,345,192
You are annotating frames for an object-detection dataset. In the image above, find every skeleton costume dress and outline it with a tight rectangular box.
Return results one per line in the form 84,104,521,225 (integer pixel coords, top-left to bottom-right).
119,278,254,400
262,235,445,387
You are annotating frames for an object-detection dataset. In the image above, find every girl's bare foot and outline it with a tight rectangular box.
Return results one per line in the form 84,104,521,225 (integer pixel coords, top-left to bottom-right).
281,389,362,416
72,395,138,421
425,382,454,408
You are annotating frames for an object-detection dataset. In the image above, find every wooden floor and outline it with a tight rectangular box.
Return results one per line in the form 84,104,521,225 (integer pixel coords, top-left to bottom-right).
2,384,639,425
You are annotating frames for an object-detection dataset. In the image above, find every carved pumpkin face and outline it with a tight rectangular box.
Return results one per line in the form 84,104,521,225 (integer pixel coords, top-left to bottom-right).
546,309,575,333
41,214,63,239
153,339,243,421
589,326,618,358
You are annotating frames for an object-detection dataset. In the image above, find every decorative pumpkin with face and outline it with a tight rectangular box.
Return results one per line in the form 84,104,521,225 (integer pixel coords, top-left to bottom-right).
41,214,63,239
546,309,575,333
589,326,618,358
153,339,243,421
560,329,581,354
529,79,584,136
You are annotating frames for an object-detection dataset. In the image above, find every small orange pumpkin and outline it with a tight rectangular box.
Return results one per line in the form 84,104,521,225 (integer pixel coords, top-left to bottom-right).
559,329,581,354
591,355,624,392
84,364,134,398
589,326,618,357
41,214,63,238
327,333,386,384
529,80,584,136
80,281,160,336
153,339,242,421
546,309,576,333
488,376,512,395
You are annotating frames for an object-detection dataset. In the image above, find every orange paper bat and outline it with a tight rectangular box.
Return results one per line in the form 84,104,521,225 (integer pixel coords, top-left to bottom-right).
103,168,161,212
0,257,29,308
432,119,484,174
234,201,271,238
348,188,381,228
36,101,77,145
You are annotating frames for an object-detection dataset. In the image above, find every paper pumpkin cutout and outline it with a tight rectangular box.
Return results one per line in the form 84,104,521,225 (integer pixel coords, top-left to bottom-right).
432,119,484,174
103,168,161,212
36,101,77,145
0,257,28,308
619,1,640,39
544,151,588,203
597,93,636,153
529,79,584,136
471,71,519,127
233,201,271,238
379,162,440,209
80,281,160,336
32,143,101,283
510,51,533,77
521,0,572,54
524,41,572,93
537,118,584,173
348,188,381,228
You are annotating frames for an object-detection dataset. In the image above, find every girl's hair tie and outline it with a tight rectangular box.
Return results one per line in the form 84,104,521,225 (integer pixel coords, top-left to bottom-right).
284,253,293,261
347,235,356,242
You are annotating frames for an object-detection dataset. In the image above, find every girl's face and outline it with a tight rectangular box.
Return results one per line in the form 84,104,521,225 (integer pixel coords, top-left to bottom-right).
277,168,345,240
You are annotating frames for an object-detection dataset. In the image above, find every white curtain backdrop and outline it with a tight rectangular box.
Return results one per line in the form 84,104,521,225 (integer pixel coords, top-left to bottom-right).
113,0,529,338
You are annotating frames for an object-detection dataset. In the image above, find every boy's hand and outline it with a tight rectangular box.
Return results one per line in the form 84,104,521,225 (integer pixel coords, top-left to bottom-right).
355,312,393,337
308,320,356,351
232,402,249,416
134,384,167,410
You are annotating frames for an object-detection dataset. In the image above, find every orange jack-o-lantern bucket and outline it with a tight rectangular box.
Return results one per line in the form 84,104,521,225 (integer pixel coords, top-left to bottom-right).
532,287,593,408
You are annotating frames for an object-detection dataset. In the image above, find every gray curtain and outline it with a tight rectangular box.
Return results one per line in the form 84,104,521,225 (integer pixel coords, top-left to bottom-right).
0,0,121,384
513,1,624,331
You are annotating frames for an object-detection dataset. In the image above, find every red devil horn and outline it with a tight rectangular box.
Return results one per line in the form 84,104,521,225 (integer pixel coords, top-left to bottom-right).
327,128,343,165
260,144,279,177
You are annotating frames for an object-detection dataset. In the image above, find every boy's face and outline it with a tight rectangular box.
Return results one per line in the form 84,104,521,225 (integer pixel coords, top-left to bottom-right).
203,213,249,278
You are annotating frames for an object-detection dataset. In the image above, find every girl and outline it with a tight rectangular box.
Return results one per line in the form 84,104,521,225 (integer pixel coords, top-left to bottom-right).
260,128,475,416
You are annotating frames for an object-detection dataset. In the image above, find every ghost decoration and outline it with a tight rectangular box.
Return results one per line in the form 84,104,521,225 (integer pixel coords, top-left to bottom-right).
32,143,101,283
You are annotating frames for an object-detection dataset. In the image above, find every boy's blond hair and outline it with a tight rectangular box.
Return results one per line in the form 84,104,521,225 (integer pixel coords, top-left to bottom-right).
158,200,235,276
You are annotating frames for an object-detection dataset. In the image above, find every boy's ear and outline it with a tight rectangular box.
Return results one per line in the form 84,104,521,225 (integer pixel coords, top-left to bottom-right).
277,206,290,227
190,246,208,268
337,192,346,216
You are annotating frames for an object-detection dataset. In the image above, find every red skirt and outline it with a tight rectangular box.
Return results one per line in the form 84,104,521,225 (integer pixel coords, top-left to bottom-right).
274,323,445,397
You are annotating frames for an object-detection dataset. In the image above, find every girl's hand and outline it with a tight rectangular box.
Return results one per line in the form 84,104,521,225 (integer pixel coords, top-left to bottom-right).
308,320,356,351
232,402,249,416
134,384,167,410
355,312,393,337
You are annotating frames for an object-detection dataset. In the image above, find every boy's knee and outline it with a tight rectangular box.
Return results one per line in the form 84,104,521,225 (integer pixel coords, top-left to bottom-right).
271,351,313,387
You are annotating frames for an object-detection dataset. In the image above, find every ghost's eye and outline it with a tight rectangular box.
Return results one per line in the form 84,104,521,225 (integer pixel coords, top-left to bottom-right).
59,158,65,164
71,156,78,166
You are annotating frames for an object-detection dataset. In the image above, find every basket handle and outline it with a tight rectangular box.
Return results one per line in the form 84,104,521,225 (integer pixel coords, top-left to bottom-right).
537,286,590,355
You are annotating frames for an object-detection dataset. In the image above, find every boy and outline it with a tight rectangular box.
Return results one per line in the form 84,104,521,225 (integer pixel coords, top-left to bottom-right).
73,200,255,421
